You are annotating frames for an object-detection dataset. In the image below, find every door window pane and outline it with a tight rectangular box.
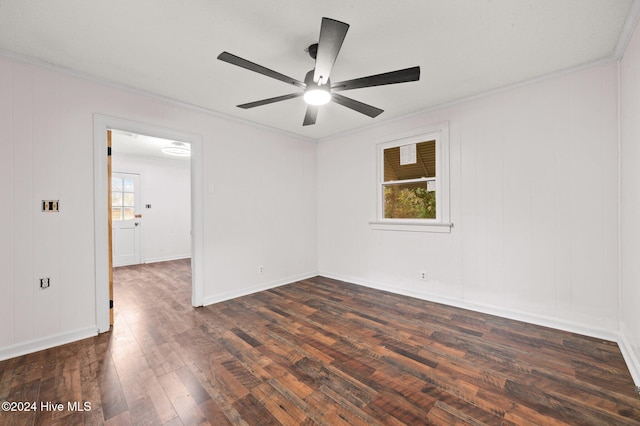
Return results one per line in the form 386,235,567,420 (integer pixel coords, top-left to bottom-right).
112,207,123,221
123,207,135,220
124,178,135,192
112,177,123,191
112,192,123,206
123,192,135,207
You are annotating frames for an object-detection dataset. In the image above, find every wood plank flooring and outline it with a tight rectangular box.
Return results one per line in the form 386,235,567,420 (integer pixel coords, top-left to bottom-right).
1,259,639,425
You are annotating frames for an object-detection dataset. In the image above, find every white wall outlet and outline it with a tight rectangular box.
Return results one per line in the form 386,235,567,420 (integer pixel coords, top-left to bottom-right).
40,278,50,289
420,271,427,280
258,266,264,274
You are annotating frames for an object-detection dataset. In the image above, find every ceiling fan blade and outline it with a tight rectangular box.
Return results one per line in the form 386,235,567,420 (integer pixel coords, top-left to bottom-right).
218,52,305,88
303,105,319,126
331,93,383,118
313,18,349,85
237,92,303,109
331,66,420,92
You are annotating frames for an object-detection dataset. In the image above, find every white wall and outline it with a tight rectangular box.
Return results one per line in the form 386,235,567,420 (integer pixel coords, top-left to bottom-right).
112,154,191,263
620,16,640,387
318,63,620,338
0,55,318,359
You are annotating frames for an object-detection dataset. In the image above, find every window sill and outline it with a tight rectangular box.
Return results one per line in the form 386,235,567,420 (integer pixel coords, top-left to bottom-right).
369,220,453,233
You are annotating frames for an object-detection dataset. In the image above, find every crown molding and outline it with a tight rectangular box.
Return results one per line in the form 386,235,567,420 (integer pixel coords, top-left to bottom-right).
613,0,640,60
0,49,316,144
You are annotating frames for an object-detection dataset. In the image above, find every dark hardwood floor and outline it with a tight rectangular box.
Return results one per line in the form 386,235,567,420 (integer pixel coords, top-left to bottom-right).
1,259,639,425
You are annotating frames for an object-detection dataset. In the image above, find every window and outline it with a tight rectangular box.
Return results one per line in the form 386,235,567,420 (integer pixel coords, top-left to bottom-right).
111,175,136,221
371,122,451,232
383,140,437,219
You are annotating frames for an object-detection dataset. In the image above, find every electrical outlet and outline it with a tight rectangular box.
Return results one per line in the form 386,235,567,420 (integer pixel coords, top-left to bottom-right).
40,278,50,289
258,266,264,274
41,200,59,212
420,271,426,280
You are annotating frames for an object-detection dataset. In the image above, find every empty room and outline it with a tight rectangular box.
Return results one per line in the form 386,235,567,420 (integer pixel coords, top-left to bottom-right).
1,1,640,424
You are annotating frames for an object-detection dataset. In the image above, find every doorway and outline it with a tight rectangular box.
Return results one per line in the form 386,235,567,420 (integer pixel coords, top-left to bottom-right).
94,115,204,333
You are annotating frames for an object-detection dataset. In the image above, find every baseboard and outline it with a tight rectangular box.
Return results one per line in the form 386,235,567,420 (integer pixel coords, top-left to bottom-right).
319,272,620,342
618,324,640,390
203,272,318,306
143,255,191,264
0,327,98,362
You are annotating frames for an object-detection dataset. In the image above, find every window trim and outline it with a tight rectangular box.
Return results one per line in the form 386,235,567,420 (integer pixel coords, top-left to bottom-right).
370,121,452,233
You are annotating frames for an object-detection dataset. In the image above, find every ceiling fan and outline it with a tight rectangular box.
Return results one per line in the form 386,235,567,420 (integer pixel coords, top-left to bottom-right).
217,17,421,126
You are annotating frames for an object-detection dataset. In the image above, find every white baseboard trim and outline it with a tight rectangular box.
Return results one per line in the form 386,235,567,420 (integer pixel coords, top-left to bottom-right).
143,255,191,264
320,272,621,342
618,325,640,390
0,327,98,362
203,272,318,306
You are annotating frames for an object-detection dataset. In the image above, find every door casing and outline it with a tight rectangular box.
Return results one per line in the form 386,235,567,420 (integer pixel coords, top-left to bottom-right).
94,115,204,333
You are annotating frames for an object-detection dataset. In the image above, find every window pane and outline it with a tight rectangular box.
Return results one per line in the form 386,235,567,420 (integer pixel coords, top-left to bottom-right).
124,178,135,192
123,192,135,207
112,177,123,191
384,182,436,219
112,192,123,207
384,140,436,181
123,207,135,220
112,207,123,221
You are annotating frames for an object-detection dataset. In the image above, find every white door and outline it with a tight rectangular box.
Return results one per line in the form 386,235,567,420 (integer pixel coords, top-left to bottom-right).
112,172,141,267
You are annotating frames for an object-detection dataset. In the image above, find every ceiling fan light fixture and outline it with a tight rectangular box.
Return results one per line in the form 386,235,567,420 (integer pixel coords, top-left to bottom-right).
161,142,191,156
304,86,331,105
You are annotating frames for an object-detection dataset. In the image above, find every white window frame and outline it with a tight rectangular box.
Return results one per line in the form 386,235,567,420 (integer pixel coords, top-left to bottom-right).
370,121,452,233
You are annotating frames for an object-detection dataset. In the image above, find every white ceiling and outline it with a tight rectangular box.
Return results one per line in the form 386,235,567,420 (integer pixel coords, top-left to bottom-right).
110,130,190,161
0,0,636,140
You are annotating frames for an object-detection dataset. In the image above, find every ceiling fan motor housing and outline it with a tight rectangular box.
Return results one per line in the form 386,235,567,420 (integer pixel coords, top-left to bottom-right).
307,43,318,60
304,69,330,88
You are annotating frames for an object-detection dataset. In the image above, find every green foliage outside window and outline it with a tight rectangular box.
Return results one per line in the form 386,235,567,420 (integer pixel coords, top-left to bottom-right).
384,186,436,219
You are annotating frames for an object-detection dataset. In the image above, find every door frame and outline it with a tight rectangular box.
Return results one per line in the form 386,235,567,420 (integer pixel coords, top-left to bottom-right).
94,114,204,333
